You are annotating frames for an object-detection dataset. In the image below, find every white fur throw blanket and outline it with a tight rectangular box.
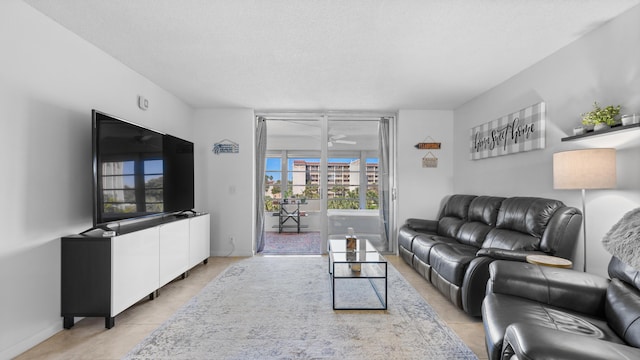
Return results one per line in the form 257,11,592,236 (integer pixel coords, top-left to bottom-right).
602,207,640,270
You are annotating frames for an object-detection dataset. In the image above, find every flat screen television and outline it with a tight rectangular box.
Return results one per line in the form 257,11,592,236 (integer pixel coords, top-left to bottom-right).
92,110,195,227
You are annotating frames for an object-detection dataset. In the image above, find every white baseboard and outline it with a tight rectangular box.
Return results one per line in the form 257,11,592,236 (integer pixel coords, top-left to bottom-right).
1,320,61,359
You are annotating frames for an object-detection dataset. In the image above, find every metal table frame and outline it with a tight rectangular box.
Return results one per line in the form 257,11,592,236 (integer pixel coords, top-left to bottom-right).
328,239,387,310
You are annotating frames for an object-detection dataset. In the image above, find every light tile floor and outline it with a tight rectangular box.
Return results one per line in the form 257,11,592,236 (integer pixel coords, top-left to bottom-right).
16,255,487,359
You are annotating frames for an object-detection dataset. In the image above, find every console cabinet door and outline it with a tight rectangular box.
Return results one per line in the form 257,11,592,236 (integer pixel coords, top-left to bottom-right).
159,220,190,287
111,227,160,316
189,214,211,267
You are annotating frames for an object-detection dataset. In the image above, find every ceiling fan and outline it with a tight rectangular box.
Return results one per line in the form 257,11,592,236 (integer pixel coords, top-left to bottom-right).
328,134,356,147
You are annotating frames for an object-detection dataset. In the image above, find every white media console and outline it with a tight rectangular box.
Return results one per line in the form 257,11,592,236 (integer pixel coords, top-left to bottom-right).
61,213,210,329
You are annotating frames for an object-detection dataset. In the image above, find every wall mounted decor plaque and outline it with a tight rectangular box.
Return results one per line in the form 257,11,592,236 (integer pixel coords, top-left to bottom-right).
212,139,239,154
422,152,438,168
470,102,546,160
415,136,441,149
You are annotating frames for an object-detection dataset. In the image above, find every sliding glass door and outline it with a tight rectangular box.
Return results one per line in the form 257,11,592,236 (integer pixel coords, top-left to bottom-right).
259,112,395,254
326,118,391,252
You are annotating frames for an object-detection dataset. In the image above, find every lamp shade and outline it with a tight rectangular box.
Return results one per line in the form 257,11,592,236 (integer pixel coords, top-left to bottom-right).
553,148,616,190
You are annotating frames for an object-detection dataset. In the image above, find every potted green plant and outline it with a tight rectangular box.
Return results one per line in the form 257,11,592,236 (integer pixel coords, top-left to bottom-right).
581,102,621,131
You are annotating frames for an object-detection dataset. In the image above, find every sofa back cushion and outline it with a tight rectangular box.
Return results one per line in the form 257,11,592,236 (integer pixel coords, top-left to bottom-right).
496,197,564,237
481,197,564,251
437,195,476,238
605,278,640,347
538,206,582,256
468,196,505,226
456,196,505,247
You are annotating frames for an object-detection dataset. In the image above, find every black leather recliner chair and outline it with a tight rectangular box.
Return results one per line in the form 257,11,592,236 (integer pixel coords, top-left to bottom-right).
482,257,640,360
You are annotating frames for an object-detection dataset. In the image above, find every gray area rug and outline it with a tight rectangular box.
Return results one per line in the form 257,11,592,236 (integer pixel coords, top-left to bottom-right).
123,256,477,359
261,231,322,255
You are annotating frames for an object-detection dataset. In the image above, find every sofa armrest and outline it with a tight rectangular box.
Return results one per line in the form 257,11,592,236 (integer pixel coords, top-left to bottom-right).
405,218,438,233
487,260,609,315
476,248,546,262
503,323,640,360
461,256,494,317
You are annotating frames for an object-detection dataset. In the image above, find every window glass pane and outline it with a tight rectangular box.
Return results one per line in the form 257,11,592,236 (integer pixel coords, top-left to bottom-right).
144,174,163,188
102,189,136,203
144,187,164,212
288,157,320,199
102,187,137,213
326,157,359,209
264,157,282,211
145,189,163,204
102,175,135,190
103,202,137,214
102,161,135,175
144,159,163,174
366,158,379,209
102,161,136,190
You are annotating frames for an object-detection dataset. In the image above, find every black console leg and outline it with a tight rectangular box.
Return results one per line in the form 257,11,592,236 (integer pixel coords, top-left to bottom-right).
105,317,115,329
63,316,74,329
203,258,208,265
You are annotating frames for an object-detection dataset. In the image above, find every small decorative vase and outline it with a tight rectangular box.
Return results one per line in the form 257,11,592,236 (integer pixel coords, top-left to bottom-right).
573,127,586,135
583,124,595,132
594,123,610,131
621,114,639,126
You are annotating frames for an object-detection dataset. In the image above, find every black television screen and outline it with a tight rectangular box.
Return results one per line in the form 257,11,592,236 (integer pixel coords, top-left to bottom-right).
163,134,195,212
92,110,194,226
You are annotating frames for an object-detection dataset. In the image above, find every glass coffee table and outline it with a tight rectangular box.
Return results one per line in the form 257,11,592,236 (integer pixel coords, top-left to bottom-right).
328,239,387,310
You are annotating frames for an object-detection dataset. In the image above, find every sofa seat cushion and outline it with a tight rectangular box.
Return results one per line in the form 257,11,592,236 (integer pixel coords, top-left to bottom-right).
398,224,425,252
483,293,625,360
412,235,459,264
429,244,478,286
482,227,540,251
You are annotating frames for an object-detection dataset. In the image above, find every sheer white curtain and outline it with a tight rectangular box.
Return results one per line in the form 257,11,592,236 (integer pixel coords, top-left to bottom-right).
255,116,267,252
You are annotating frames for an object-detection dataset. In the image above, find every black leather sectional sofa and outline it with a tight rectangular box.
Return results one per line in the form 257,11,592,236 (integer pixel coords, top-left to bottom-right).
398,194,582,316
483,257,640,360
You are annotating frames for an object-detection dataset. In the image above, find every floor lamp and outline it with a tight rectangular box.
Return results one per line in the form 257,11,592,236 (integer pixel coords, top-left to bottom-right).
553,148,616,272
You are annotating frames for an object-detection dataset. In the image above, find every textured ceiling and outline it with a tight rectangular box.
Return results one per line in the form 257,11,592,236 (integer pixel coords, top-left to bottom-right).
24,0,640,111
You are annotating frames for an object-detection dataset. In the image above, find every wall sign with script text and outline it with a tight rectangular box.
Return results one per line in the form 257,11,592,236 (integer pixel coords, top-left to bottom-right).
470,102,546,160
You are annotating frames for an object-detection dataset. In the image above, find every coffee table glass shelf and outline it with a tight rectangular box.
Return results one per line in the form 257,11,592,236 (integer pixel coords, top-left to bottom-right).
328,239,387,310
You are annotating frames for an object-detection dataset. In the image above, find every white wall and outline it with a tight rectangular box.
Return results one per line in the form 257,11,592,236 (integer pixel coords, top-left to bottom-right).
193,109,255,257
453,5,640,277
5,0,640,357
0,1,194,358
397,110,455,225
